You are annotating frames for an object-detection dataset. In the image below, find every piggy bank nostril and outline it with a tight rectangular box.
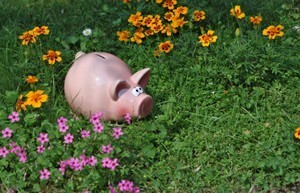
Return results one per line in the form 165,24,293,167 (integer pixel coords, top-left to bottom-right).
138,96,153,117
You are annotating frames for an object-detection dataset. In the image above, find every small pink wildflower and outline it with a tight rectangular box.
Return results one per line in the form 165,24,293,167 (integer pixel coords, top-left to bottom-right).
59,124,69,133
64,133,74,144
8,112,20,123
94,123,104,133
112,127,124,140
109,158,119,171
40,168,51,180
90,112,103,125
0,147,9,158
118,180,134,192
37,145,45,154
57,116,67,125
124,113,132,124
81,130,90,138
2,127,13,138
82,190,91,193
102,157,112,168
37,133,49,145
109,185,116,193
88,155,97,166
102,144,114,154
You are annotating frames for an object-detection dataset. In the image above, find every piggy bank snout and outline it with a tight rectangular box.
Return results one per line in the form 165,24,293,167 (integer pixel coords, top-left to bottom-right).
137,95,153,118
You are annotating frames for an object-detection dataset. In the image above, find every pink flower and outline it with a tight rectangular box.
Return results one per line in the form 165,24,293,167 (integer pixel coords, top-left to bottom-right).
93,123,104,133
59,124,69,133
57,116,67,125
37,145,45,154
40,168,51,180
102,157,112,168
124,113,131,124
19,155,27,163
90,112,103,124
8,112,20,123
82,190,91,193
109,185,116,193
64,133,74,144
2,127,13,138
102,144,114,154
109,158,119,171
118,180,134,192
0,147,9,158
112,127,124,140
88,155,97,166
81,130,90,138
37,133,49,145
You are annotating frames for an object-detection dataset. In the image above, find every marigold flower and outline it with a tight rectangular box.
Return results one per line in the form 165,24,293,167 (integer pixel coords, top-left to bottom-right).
161,24,177,36
16,94,27,112
294,127,300,139
151,23,164,33
249,16,262,25
164,11,175,21
262,25,284,39
130,28,145,44
123,0,130,3
173,6,188,17
128,12,143,27
144,29,154,36
194,10,206,21
19,30,36,45
117,30,131,42
158,40,174,53
42,50,62,65
171,17,188,28
230,5,245,19
142,15,154,27
33,26,50,36
26,75,38,84
156,0,163,3
25,90,48,108
152,15,162,25
163,0,177,10
198,30,218,47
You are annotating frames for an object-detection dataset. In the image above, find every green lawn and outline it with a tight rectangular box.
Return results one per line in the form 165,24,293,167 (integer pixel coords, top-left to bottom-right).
0,0,299,192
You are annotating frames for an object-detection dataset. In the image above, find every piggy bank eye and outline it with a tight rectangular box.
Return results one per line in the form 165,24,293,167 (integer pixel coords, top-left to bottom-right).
131,87,144,96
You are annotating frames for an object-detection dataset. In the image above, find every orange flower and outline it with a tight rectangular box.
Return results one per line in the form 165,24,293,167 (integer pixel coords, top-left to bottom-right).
33,26,50,36
151,23,164,33
194,10,206,21
117,30,131,42
16,94,27,112
295,127,300,139
249,16,262,25
161,24,178,36
230,5,245,19
198,30,218,47
156,0,163,3
25,90,48,108
123,0,130,3
171,17,188,28
164,12,175,21
158,40,174,53
19,30,36,45
42,50,62,65
162,0,177,10
142,15,154,27
130,28,145,44
173,6,188,17
26,75,38,84
144,29,154,36
128,12,143,27
262,25,284,39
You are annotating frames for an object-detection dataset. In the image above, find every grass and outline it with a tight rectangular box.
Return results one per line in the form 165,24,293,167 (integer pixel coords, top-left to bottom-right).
0,0,299,192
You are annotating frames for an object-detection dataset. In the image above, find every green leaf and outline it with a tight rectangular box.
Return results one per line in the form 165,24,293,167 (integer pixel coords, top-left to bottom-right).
24,113,38,126
32,183,41,192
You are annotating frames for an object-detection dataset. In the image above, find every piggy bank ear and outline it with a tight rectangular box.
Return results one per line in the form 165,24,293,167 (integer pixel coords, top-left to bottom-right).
130,68,150,88
109,80,130,101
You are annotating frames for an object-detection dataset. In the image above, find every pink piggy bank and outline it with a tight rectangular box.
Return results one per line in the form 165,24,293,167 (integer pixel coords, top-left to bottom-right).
64,51,153,121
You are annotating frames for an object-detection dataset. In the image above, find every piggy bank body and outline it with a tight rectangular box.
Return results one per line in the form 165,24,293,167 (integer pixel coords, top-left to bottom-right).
64,52,153,121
